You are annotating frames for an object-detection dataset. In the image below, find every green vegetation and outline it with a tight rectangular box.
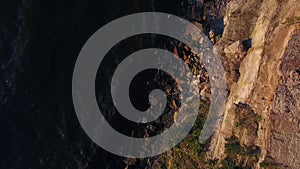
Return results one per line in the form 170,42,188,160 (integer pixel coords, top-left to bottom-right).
225,135,261,157
216,34,222,42
235,119,245,127
282,16,300,26
156,101,262,169
216,135,261,169
156,100,210,169
254,114,262,123
219,157,243,169
225,135,244,157
205,159,218,168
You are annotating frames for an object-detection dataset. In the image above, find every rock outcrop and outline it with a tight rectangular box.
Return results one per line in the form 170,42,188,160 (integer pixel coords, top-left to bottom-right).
209,0,300,168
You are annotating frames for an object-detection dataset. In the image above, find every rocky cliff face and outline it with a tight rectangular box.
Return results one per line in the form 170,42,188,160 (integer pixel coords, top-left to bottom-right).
209,0,300,168
269,28,300,169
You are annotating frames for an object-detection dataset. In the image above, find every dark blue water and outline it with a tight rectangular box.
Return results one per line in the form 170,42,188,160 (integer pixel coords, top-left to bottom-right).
0,0,208,168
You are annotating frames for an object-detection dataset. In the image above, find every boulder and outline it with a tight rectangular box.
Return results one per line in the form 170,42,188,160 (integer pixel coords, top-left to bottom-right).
224,40,247,60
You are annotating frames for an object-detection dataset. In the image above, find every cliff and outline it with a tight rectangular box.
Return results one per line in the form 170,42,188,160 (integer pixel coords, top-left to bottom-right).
209,0,300,168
